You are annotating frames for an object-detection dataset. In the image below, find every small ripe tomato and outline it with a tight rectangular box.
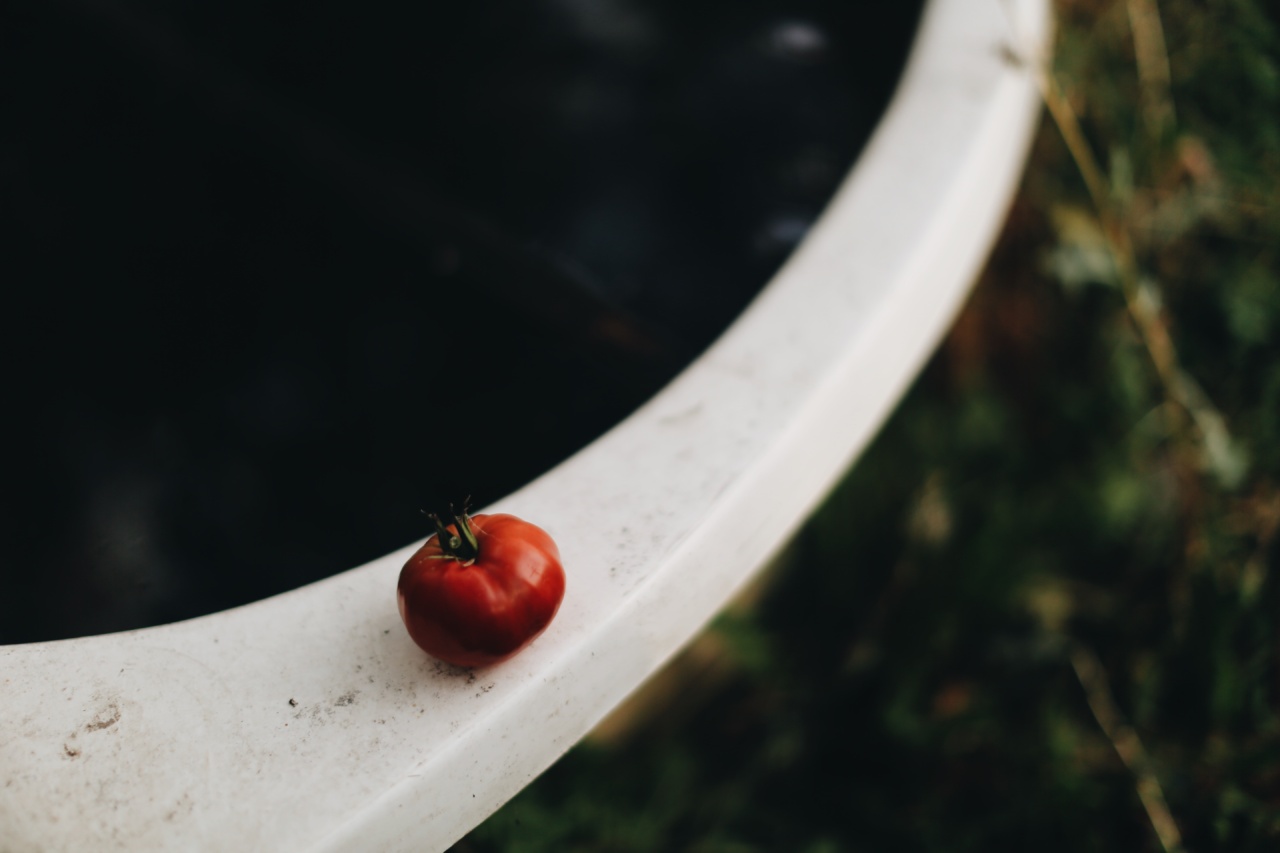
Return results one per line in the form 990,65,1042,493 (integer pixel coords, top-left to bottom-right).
397,511,566,667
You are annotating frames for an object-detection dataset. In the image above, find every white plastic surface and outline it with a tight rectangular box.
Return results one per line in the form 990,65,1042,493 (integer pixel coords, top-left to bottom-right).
0,1,1050,849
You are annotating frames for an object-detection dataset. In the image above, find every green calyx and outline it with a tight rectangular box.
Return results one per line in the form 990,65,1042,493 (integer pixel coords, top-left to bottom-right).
428,509,480,564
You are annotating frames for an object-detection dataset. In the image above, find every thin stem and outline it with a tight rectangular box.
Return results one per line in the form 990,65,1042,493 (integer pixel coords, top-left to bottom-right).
1071,643,1185,853
1127,0,1176,143
1031,36,1244,485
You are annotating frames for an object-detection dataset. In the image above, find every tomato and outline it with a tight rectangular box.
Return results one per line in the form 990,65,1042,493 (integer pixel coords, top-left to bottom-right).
397,511,566,667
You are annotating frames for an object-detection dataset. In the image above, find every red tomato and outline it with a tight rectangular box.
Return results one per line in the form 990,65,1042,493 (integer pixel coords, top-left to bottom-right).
397,512,566,667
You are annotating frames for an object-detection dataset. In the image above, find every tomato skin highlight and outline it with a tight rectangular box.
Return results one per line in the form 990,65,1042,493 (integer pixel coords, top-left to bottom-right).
396,513,566,667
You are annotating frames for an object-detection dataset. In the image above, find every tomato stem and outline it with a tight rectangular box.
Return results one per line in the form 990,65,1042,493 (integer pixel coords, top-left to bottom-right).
428,509,480,563
454,510,480,558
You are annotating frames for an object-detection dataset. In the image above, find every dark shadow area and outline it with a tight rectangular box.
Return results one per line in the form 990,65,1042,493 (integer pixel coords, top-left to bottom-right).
0,0,923,642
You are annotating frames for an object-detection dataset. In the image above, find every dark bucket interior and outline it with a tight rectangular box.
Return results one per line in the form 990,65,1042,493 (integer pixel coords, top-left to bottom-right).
1,0,923,642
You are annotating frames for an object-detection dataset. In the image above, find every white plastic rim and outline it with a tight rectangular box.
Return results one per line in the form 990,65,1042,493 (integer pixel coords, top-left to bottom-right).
1,1,1050,850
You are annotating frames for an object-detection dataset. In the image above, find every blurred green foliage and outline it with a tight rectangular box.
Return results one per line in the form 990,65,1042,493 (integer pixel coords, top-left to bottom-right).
459,2,1279,850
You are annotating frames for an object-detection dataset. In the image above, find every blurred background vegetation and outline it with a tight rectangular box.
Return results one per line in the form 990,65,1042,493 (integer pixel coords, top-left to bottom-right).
459,1,1280,850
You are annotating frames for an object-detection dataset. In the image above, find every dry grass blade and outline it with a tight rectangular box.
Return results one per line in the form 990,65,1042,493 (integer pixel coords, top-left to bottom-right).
1071,644,1186,853
1127,0,1176,141
1025,10,1246,486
